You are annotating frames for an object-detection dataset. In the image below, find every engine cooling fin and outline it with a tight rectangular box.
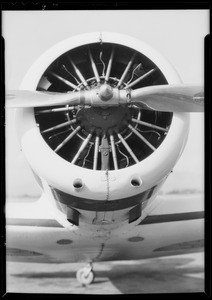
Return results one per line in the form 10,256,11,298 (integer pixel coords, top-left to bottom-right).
34,42,173,171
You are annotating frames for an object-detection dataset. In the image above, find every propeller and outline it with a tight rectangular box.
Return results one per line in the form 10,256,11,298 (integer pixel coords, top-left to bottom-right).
130,84,204,112
6,90,81,108
6,84,204,112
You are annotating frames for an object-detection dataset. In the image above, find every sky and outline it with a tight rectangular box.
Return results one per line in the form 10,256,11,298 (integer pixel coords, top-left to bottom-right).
3,10,209,197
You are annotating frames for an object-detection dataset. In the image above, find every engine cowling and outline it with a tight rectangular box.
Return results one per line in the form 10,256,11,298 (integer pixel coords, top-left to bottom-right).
15,32,190,227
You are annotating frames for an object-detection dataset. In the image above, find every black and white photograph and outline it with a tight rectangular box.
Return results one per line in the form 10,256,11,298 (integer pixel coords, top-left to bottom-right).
3,8,209,294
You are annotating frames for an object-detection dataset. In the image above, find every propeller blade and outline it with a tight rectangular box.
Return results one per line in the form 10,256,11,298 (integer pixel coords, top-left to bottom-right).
130,84,204,112
6,90,81,108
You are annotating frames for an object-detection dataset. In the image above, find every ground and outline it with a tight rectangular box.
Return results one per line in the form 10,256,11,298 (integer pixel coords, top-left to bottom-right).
6,252,204,294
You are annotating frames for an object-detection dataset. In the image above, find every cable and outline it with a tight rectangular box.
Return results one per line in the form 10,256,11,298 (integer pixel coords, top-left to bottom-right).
48,128,72,140
62,64,80,85
127,63,142,85
82,143,93,167
99,51,106,76
116,144,129,168
136,127,161,139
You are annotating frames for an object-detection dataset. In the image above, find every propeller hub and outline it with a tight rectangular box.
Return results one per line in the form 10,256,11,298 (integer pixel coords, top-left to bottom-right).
99,84,113,101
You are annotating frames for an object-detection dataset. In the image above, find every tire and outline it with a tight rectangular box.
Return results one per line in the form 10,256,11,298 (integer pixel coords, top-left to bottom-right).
76,268,95,285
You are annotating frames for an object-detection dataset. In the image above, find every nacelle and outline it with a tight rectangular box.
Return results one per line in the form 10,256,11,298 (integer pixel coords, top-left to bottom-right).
15,32,190,228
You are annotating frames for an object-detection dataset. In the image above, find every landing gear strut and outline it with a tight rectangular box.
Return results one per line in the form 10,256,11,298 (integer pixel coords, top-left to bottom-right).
76,262,95,285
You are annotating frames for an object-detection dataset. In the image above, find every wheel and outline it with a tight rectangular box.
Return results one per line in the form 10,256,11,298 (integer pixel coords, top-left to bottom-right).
76,267,95,285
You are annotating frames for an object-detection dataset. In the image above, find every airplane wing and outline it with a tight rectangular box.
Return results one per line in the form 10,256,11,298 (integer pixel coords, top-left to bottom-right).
6,193,204,264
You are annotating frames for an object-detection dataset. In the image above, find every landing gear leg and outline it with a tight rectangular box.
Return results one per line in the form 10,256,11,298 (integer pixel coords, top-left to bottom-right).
76,262,95,285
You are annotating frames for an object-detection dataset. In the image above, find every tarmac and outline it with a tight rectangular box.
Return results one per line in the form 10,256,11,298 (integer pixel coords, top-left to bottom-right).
6,251,204,294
